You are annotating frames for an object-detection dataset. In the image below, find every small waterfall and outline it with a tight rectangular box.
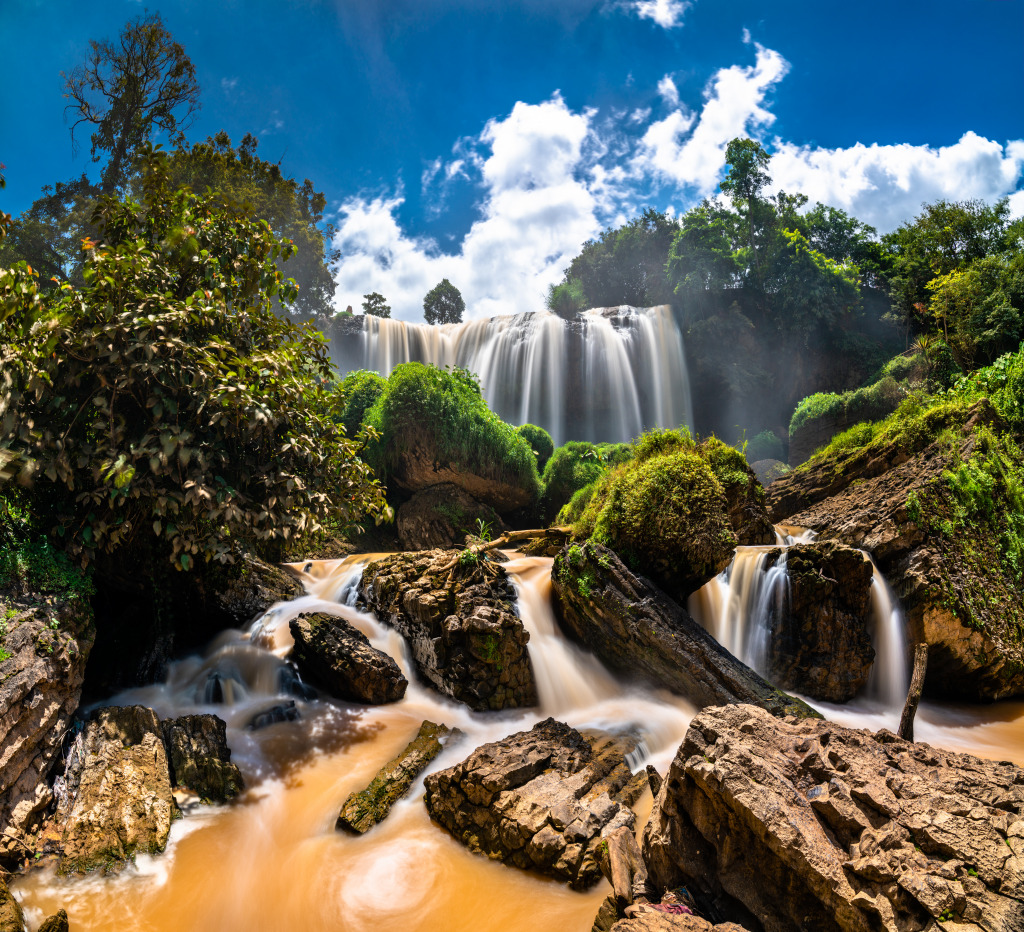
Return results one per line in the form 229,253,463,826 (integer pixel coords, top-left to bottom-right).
328,305,692,445
866,559,910,707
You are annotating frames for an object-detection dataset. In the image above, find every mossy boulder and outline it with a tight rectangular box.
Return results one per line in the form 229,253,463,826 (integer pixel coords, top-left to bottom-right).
337,369,386,438
542,440,631,522
517,423,555,473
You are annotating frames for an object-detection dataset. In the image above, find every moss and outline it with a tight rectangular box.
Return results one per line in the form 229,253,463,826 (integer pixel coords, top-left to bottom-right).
516,423,555,473
790,375,906,439
541,441,609,521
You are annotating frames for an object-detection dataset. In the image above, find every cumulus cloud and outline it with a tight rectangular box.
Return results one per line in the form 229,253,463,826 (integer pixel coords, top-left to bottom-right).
632,0,692,29
657,75,680,107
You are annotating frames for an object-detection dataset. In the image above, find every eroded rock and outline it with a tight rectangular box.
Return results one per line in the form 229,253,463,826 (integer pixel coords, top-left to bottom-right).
0,875,25,932
215,554,303,625
161,714,243,804
424,718,645,889
37,910,68,932
643,703,1024,932
361,550,536,711
289,612,407,704
396,484,506,551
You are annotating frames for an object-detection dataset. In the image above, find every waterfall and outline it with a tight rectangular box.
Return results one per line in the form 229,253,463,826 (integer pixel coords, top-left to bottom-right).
328,305,692,445
865,559,910,707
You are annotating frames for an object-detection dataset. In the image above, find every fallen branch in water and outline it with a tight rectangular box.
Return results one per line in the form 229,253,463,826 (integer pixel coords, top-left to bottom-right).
437,526,572,574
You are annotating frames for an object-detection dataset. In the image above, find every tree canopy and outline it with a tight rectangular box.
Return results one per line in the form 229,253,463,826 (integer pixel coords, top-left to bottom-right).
362,292,391,318
423,278,465,325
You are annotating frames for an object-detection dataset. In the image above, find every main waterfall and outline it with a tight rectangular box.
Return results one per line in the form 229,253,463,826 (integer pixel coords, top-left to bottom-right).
326,306,693,445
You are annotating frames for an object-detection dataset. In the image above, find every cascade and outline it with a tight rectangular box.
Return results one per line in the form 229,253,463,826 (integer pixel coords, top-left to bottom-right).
327,306,693,445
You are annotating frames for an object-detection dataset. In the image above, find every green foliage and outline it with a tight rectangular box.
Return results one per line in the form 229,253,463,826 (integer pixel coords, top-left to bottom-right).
556,480,600,527
338,370,387,438
457,548,479,569
362,292,391,318
746,430,783,462
423,278,465,325
0,146,388,569
546,279,587,319
516,423,555,473
541,441,611,522
790,376,906,437
0,537,95,601
363,363,540,495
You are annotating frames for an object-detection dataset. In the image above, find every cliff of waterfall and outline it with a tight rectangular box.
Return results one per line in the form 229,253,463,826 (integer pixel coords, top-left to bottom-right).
551,541,818,718
359,549,537,711
768,390,1024,701
643,703,1024,932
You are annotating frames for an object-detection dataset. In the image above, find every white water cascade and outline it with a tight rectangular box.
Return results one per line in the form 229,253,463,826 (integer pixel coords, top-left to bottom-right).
328,306,693,445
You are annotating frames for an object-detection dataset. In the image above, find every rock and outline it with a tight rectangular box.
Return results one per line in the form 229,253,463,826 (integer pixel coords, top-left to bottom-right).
337,720,455,833
160,714,243,803
551,542,818,719
748,458,789,488
289,612,407,704
0,593,95,866
643,703,1024,932
0,875,25,932
214,554,303,625
719,463,775,546
37,910,68,932
424,718,646,889
247,701,300,730
361,550,537,711
611,915,749,932
57,705,176,874
600,824,648,914
763,542,876,702
395,484,506,551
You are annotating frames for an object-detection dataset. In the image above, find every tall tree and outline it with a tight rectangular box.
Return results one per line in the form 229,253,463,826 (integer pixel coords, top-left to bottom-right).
63,11,200,195
423,279,465,325
362,292,391,318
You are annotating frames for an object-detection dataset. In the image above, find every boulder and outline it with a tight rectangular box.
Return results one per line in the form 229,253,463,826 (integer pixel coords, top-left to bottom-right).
161,714,244,803
643,703,1024,932
37,910,68,932
719,463,775,546
763,542,876,702
0,593,95,866
57,705,176,874
360,551,537,711
337,720,455,834
214,554,303,625
611,916,750,932
551,542,817,719
424,718,646,889
247,701,300,730
0,875,24,932
395,484,506,551
289,612,407,705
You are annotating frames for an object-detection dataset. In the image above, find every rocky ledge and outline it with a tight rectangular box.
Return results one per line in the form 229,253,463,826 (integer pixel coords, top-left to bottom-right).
424,718,646,889
360,550,537,711
395,483,507,551
644,703,1024,932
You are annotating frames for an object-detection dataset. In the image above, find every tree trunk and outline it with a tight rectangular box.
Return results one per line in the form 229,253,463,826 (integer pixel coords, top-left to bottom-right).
898,643,928,742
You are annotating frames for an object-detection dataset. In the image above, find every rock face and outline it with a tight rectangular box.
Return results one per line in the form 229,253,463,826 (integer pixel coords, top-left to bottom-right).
764,542,876,703
551,542,817,719
289,612,407,705
0,593,95,866
611,916,750,932
214,554,303,625
395,483,506,551
37,910,69,932
161,715,244,803
337,720,454,834
768,400,1023,700
644,703,1024,932
424,718,645,889
721,466,775,546
361,551,537,711
57,705,176,874
0,875,25,932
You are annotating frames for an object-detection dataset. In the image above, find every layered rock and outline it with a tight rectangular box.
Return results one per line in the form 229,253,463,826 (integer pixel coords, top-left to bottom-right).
289,612,407,705
644,703,1024,932
551,542,817,719
57,706,176,874
37,911,69,932
395,484,506,551
611,915,750,932
361,551,536,711
763,542,876,702
0,593,95,865
161,714,244,804
424,718,645,889
337,720,454,834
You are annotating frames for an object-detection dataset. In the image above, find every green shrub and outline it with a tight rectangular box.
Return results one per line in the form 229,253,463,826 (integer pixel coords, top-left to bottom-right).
338,370,386,438
556,480,600,526
746,430,783,462
541,441,609,521
516,423,555,473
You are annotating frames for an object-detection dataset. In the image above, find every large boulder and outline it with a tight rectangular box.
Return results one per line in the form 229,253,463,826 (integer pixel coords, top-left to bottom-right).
763,541,876,702
395,484,505,551
551,542,817,719
0,593,95,866
289,612,407,705
0,875,25,932
213,554,303,625
644,703,1024,932
360,550,536,711
161,714,244,804
57,705,176,874
424,718,645,890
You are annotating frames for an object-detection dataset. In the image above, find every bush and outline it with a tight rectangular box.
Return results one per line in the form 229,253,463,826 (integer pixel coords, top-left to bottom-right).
746,430,783,462
516,423,555,473
790,376,906,439
541,441,609,521
338,370,386,438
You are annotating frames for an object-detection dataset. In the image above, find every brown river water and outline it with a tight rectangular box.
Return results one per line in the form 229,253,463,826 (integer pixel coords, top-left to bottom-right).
11,553,1024,931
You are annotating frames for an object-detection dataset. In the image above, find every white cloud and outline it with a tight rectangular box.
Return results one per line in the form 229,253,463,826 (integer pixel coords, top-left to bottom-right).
769,131,1024,231
657,75,679,107
220,76,238,93
632,0,692,29
634,44,788,191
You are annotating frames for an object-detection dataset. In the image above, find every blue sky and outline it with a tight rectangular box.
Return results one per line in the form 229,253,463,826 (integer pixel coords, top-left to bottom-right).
3,0,1024,319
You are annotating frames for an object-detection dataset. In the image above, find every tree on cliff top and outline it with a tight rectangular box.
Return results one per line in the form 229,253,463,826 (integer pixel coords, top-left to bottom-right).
423,278,465,325
362,292,391,318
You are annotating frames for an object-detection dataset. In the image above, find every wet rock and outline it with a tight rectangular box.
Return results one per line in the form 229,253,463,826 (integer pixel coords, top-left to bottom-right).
643,703,1024,932
551,542,817,719
424,718,646,889
396,484,506,551
720,463,775,546
277,663,317,701
161,714,243,804
214,554,303,626
247,701,300,730
37,910,69,932
763,541,876,702
337,721,454,834
0,875,25,932
289,612,407,704
57,705,176,874
0,594,95,866
361,550,537,711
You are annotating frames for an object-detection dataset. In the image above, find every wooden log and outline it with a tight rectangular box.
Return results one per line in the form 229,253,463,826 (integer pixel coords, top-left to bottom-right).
437,526,572,573
898,643,929,742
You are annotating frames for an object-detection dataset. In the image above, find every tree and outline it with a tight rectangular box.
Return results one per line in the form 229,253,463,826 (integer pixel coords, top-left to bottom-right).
546,279,586,319
63,11,200,195
362,292,391,318
423,278,465,325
